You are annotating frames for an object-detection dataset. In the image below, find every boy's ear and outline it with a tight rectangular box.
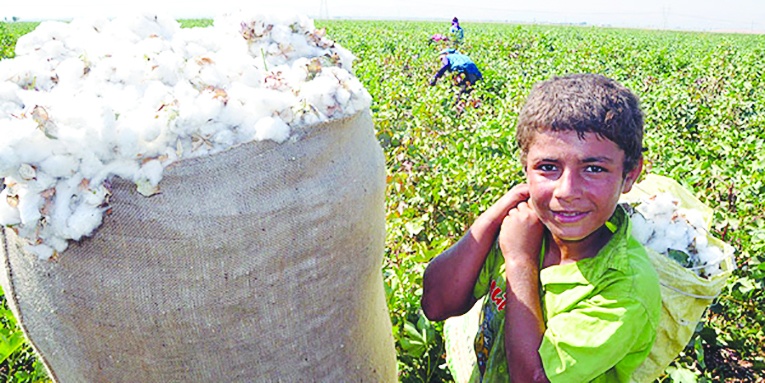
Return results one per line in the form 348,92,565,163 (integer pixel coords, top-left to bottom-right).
622,157,643,194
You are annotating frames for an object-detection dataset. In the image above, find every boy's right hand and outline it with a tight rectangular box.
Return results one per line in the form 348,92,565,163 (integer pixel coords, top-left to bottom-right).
490,184,531,222
499,200,544,266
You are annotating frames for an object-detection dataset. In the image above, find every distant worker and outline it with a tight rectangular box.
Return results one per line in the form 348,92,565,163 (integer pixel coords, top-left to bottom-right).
429,33,449,45
449,17,464,45
430,48,482,106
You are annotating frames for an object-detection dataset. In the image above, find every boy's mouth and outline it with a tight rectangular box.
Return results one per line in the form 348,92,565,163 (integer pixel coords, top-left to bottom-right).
553,210,587,223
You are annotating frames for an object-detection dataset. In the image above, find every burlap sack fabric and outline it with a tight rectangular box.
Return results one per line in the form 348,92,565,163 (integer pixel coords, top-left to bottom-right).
0,110,397,382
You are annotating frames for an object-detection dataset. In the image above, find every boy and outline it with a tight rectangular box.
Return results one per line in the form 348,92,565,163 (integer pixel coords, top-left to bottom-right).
422,74,661,382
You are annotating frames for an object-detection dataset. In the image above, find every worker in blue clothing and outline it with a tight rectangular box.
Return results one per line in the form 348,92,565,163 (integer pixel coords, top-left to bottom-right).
430,48,483,108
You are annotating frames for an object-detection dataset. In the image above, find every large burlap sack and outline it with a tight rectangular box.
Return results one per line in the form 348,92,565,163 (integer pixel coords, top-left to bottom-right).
624,175,734,383
0,110,397,382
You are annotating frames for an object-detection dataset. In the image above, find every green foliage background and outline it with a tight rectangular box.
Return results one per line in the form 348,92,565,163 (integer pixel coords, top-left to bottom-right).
1,18,764,382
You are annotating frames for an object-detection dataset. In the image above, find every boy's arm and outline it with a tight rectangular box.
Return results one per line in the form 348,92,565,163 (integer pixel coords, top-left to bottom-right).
421,184,530,321
500,201,550,383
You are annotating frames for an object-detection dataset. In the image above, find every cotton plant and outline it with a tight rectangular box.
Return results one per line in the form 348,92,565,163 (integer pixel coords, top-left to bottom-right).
0,12,372,260
625,192,729,278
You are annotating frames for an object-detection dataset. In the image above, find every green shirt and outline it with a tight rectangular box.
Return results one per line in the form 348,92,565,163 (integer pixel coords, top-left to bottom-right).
471,206,661,382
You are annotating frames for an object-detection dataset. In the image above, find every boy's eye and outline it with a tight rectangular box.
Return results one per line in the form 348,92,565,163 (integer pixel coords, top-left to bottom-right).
585,165,607,173
539,164,557,172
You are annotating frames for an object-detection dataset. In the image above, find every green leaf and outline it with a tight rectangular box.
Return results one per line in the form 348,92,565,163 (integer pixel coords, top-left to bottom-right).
693,337,706,369
400,320,427,358
404,221,424,237
666,365,698,383
667,249,691,268
737,277,757,295
0,330,26,364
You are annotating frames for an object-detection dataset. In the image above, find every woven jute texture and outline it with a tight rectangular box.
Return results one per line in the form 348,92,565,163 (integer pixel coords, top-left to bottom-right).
0,109,397,383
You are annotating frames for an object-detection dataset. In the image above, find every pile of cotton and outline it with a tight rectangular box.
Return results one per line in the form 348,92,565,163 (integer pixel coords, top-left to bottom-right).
0,12,371,260
626,192,730,278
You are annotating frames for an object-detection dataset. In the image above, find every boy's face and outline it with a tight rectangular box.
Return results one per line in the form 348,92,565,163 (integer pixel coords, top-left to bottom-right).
524,130,641,243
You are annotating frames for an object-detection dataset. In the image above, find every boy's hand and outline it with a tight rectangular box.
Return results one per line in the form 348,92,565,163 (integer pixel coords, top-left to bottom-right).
499,200,544,265
490,184,531,221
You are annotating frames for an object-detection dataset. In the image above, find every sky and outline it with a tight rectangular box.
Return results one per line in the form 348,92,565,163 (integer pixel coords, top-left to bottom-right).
2,0,765,34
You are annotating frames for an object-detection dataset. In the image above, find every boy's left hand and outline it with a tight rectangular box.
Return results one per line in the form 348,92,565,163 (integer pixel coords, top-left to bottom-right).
499,201,544,266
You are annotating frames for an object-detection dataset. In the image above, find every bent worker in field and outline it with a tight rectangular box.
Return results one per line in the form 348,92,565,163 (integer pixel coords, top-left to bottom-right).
429,48,482,110
421,73,661,382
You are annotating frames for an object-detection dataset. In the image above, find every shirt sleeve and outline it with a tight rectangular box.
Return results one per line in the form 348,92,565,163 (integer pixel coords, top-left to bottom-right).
539,293,651,383
432,57,450,82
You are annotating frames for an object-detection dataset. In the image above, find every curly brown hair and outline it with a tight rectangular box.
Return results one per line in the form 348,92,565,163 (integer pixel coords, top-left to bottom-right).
515,73,644,175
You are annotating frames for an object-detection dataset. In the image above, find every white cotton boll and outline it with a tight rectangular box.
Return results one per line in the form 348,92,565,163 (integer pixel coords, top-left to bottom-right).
9,59,57,91
215,52,257,84
629,213,654,245
237,64,264,87
82,184,109,206
299,76,338,113
187,90,226,125
646,237,673,255
333,45,357,72
270,24,293,45
40,233,68,253
215,100,248,129
0,144,19,175
50,178,79,235
0,189,21,226
114,123,142,158
171,28,207,57
13,134,57,167
664,221,691,248
40,154,80,178
702,263,721,277
47,99,97,144
212,129,236,148
93,160,140,185
112,53,150,85
638,192,678,221
693,231,708,249
198,64,227,88
136,37,169,57
28,172,57,194
136,159,164,186
139,116,166,144
16,187,43,226
198,121,230,144
151,51,183,86
335,87,351,107
697,245,724,265
66,202,104,241
679,208,707,231
79,151,105,182
141,80,174,107
0,81,23,112
13,21,71,56
107,13,179,42
251,116,290,143
223,85,291,124
24,244,55,260
53,57,86,87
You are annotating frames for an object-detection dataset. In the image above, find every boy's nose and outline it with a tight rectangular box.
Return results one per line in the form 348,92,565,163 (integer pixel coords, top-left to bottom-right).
553,169,582,200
